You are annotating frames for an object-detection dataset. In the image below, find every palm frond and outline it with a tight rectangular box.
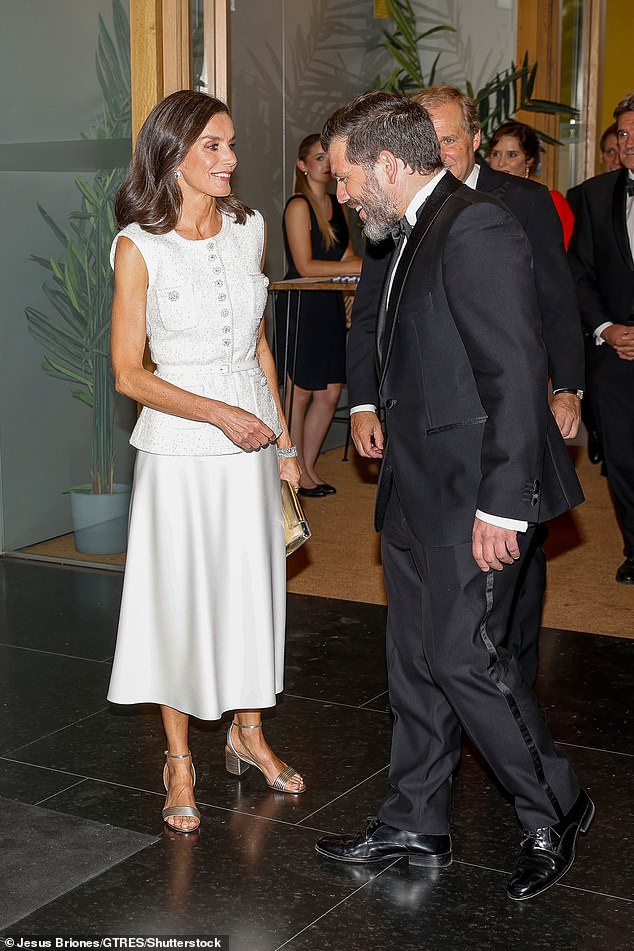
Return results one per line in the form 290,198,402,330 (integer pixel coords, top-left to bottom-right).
377,0,577,150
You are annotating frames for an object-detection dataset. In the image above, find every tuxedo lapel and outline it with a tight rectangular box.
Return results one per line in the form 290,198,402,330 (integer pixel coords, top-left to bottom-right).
375,239,403,366
474,161,509,201
379,172,462,377
611,169,634,270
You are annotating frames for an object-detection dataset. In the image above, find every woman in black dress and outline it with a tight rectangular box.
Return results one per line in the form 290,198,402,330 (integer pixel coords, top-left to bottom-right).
276,134,361,496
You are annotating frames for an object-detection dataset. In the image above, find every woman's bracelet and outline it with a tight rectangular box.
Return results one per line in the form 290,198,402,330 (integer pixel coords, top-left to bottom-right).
277,445,298,458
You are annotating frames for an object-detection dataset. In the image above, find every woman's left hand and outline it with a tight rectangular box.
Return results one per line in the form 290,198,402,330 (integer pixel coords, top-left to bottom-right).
279,456,301,489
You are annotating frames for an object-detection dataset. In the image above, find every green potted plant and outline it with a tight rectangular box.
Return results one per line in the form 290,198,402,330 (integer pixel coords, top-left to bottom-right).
25,1,132,554
377,0,578,143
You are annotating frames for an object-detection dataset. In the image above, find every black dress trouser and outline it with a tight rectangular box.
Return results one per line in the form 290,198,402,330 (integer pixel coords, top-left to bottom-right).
589,343,634,557
505,524,548,686
377,486,580,834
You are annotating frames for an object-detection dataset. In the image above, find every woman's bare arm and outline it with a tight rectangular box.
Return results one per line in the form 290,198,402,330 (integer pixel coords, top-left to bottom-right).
284,197,361,277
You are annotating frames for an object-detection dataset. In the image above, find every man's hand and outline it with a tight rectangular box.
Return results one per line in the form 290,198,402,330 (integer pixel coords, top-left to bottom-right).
472,518,521,572
351,411,384,458
602,324,634,361
550,392,581,439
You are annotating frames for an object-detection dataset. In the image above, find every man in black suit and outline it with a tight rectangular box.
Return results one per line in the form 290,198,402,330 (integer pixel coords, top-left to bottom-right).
567,123,623,216
567,123,623,466
314,90,592,902
346,85,585,687
568,92,634,584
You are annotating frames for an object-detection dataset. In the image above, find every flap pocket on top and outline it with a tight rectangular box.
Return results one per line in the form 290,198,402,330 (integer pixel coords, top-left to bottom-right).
156,283,199,332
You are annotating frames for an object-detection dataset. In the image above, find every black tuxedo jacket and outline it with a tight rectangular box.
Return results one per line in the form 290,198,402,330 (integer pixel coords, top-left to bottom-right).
566,182,583,218
348,163,585,410
568,168,634,331
370,173,583,545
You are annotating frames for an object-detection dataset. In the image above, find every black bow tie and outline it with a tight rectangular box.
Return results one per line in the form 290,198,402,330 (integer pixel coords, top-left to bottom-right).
391,216,413,242
626,178,634,197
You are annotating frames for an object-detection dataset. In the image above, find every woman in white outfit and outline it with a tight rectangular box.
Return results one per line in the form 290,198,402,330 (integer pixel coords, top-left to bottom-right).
108,90,305,834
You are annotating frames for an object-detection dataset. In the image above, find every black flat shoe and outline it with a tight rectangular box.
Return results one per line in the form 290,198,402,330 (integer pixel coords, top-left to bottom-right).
316,483,336,494
616,555,634,584
298,485,328,498
507,790,594,901
315,817,452,868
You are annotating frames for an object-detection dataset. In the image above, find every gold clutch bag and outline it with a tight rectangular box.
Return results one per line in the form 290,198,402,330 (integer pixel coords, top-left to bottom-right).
281,480,311,556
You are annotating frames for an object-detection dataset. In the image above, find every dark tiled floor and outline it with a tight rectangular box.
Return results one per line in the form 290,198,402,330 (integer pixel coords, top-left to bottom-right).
1,556,633,948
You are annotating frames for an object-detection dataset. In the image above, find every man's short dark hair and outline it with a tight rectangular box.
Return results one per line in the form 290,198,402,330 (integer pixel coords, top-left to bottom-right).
613,92,634,121
321,90,443,175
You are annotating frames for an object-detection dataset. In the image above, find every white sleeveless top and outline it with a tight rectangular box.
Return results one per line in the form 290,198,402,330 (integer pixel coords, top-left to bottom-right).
111,212,280,456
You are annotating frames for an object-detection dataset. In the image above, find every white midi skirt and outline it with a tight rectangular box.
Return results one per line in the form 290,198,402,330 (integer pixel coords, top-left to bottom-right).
107,445,287,721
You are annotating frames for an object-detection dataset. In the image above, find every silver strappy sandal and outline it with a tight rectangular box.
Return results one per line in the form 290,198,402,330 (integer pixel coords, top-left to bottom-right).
225,722,306,794
162,750,201,833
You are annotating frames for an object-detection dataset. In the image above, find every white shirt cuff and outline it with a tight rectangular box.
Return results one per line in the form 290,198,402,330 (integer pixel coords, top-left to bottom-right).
594,321,613,345
476,510,528,533
350,404,377,415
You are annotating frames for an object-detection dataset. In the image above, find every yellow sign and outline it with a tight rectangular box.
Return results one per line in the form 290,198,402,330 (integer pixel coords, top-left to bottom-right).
374,0,392,19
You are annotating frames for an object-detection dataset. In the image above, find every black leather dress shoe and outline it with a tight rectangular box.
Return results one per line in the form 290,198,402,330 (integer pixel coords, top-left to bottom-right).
298,485,328,498
316,482,336,494
616,555,634,584
507,790,595,901
315,817,452,868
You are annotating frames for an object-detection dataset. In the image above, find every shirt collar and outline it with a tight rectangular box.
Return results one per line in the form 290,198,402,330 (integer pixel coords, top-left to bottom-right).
403,169,447,226
464,164,480,189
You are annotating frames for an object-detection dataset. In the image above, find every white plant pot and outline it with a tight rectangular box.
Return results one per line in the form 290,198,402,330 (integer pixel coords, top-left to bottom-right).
70,483,132,555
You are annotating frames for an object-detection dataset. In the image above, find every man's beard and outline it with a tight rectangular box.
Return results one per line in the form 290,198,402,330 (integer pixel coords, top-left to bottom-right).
357,171,400,243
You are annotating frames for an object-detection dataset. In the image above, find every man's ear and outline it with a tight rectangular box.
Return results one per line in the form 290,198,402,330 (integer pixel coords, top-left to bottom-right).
377,149,399,184
473,129,482,152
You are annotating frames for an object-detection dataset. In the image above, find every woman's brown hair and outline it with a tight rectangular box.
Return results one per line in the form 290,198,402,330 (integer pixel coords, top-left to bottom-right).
292,133,336,251
115,90,253,233
487,121,542,173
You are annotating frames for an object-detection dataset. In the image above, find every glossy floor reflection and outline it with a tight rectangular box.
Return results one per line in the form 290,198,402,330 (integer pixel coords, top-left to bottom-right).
1,557,633,948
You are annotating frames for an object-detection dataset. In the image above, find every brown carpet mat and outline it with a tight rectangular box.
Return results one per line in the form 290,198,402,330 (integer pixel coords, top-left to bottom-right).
20,445,633,638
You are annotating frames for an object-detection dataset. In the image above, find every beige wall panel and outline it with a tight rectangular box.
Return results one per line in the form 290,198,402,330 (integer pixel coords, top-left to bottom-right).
602,0,632,128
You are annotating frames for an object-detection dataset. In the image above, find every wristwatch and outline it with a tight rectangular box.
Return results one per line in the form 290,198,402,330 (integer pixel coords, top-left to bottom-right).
552,388,584,399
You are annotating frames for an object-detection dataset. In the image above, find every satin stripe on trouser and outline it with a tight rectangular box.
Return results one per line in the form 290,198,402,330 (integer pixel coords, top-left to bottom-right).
377,487,580,834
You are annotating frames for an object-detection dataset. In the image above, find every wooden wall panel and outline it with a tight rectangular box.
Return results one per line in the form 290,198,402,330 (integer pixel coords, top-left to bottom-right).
130,0,163,141
516,0,606,185
516,0,561,187
162,0,191,95
130,0,230,140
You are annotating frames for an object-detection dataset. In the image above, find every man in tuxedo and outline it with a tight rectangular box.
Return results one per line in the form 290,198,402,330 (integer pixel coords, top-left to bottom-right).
567,124,623,217
347,85,585,687
568,92,634,584
567,123,623,466
314,90,592,902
